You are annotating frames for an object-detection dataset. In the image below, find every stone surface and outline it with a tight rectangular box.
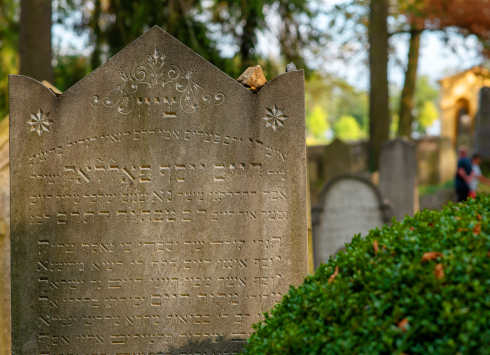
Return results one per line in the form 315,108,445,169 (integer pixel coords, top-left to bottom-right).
475,87,490,159
236,65,267,91
9,26,307,355
311,174,392,269
323,138,352,184
379,137,417,222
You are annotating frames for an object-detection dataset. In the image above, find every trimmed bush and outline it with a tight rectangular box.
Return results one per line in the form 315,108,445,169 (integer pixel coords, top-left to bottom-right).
245,194,490,355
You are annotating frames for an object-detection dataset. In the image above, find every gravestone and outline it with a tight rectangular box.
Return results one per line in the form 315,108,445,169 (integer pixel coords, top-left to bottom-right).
311,174,392,269
322,138,352,184
379,137,417,222
9,26,307,355
475,87,490,160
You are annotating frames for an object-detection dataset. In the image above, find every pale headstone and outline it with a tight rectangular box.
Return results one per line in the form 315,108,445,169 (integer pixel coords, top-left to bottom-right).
9,27,307,355
379,137,417,222
323,138,352,183
475,87,490,159
311,174,392,269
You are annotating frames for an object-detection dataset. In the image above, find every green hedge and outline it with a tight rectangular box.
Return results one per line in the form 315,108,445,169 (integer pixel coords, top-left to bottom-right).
245,194,490,355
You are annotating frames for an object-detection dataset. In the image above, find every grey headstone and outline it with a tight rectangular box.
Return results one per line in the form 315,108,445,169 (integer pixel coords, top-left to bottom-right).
311,174,392,269
475,87,490,159
379,137,417,222
9,26,307,355
323,138,352,183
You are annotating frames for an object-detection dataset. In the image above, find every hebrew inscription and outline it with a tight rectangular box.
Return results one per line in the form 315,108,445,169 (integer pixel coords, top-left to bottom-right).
10,26,307,355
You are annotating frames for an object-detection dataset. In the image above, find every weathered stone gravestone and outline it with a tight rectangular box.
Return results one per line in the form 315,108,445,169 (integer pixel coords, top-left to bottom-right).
9,27,307,355
379,137,417,222
475,87,490,160
322,138,352,183
311,174,392,269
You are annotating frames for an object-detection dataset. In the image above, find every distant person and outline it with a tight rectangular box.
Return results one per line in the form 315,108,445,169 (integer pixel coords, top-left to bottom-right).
468,153,490,198
455,145,472,202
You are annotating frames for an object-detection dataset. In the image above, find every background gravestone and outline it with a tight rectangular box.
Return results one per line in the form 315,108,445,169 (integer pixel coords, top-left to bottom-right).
9,27,307,355
322,138,352,184
311,174,392,269
379,137,417,222
475,87,490,162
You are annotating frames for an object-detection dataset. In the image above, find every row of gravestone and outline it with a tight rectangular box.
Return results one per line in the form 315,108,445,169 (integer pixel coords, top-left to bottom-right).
307,136,456,206
311,137,417,268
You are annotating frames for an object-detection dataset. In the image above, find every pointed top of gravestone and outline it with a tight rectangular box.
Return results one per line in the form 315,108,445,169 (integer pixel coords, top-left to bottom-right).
382,136,415,148
327,137,349,148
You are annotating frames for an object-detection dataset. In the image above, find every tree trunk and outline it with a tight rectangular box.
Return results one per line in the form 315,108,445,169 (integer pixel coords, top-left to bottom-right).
397,28,422,137
90,0,103,70
19,0,52,83
368,0,390,172
240,1,258,69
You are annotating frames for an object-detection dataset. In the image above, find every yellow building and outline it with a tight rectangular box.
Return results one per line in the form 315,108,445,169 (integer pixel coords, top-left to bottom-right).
439,66,490,147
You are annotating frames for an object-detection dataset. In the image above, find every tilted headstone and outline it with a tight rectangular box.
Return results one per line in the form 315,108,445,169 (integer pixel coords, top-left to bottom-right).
379,137,417,222
322,138,352,183
9,27,307,355
311,174,392,269
475,87,490,159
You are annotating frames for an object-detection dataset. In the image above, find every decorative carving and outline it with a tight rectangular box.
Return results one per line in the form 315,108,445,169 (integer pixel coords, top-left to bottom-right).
28,109,53,136
262,105,288,131
90,48,225,115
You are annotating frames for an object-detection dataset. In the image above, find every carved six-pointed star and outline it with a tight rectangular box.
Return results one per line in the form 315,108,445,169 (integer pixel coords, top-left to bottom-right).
27,109,53,136
262,105,288,131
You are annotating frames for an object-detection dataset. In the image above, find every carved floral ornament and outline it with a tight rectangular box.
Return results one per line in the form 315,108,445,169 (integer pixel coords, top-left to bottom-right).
90,48,225,115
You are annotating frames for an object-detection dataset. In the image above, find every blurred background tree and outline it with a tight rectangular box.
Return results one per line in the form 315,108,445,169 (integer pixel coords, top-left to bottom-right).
0,0,19,118
20,0,52,83
333,115,366,141
4,0,490,171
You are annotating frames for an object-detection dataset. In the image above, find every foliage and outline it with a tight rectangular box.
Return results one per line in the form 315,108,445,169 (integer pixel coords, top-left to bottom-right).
414,75,439,134
53,53,91,92
57,0,320,79
333,115,365,141
74,0,228,71
306,105,329,144
0,0,19,119
390,75,439,137
417,101,438,133
305,72,369,145
245,193,490,355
